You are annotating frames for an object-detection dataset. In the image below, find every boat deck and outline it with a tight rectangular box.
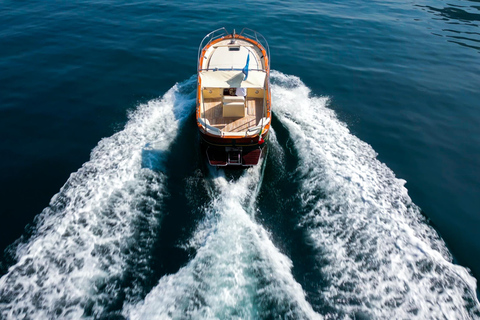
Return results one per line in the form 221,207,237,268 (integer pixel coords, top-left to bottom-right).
203,98,263,132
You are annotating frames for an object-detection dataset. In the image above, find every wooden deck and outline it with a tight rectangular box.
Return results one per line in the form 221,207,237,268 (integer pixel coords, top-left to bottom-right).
203,98,264,132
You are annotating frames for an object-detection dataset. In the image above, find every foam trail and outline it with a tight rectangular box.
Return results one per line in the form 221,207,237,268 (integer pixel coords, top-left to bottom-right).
0,78,195,319
124,156,321,320
272,71,480,319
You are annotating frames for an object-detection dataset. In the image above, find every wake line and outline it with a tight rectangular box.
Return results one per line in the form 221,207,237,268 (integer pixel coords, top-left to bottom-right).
272,71,480,319
124,138,321,320
4,70,476,320
0,78,196,319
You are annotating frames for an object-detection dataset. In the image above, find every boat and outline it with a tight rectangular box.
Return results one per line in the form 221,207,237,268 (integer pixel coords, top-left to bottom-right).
196,28,271,166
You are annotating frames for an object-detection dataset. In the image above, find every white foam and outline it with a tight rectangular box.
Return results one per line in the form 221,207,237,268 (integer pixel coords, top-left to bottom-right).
0,78,195,319
124,161,322,320
271,71,480,319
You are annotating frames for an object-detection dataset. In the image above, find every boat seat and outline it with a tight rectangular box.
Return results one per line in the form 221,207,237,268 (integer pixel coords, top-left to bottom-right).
223,95,245,102
223,103,245,117
223,102,245,117
222,95,245,117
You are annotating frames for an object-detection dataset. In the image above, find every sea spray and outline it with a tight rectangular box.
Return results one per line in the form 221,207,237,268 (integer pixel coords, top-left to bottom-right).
0,78,195,319
124,157,321,320
272,71,480,319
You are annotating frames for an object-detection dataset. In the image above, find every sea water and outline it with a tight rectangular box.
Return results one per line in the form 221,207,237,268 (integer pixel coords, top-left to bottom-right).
1,0,480,319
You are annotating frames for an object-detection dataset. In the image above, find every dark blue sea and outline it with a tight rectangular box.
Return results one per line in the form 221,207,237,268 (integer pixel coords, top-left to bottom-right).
1,0,480,319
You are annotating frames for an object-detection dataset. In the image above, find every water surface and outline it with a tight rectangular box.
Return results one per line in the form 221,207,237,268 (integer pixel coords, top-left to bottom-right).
1,0,480,318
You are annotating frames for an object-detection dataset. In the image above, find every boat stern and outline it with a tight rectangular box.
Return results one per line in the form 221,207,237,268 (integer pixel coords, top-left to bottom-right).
205,145,265,167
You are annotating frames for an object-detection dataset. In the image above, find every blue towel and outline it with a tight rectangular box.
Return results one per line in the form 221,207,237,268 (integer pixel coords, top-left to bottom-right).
242,54,250,80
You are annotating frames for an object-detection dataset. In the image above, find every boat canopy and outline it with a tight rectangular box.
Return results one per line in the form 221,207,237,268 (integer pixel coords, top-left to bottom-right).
207,47,261,70
200,70,266,88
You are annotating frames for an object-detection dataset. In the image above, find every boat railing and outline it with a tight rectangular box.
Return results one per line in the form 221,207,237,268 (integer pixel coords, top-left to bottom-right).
198,117,270,138
197,27,230,71
239,28,270,69
197,28,271,71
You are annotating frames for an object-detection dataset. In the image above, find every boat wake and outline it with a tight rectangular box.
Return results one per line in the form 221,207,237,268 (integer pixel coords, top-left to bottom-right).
1,72,479,319
0,78,196,319
271,71,480,319
123,151,321,319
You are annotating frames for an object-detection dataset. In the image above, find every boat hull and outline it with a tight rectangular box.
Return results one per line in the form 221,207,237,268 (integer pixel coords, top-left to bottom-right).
201,131,268,166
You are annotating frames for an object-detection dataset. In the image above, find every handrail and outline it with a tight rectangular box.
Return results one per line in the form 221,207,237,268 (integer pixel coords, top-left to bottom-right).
239,28,270,69
197,27,229,71
245,117,271,136
246,126,262,135
198,28,271,71
197,118,223,136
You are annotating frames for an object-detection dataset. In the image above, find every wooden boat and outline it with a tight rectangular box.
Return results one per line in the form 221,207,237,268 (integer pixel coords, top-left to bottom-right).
196,28,271,166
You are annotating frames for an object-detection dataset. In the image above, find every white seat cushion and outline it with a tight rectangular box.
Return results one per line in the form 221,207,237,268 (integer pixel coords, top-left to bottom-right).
223,95,245,102
223,102,245,117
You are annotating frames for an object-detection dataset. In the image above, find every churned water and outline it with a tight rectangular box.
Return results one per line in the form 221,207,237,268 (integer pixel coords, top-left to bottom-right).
1,0,480,319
